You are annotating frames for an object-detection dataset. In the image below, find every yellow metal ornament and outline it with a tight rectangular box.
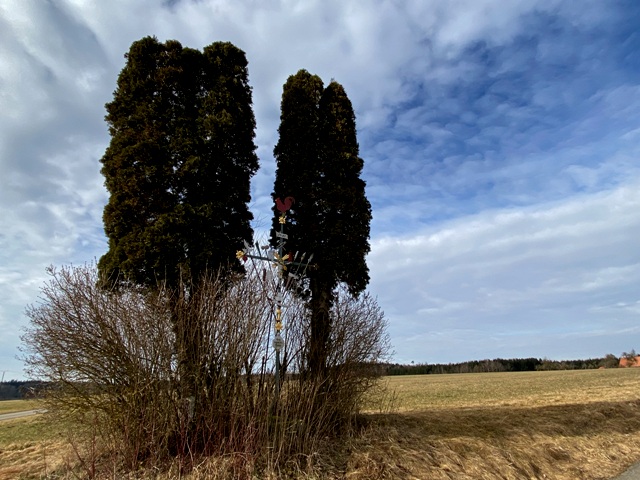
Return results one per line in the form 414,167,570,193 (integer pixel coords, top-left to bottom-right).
273,252,289,270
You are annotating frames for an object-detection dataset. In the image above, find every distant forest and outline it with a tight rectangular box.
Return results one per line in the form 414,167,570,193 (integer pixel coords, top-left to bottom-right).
383,354,623,375
0,380,46,400
0,355,628,400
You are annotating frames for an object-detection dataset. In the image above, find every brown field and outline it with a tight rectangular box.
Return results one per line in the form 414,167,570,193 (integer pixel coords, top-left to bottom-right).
349,369,640,479
2,368,640,479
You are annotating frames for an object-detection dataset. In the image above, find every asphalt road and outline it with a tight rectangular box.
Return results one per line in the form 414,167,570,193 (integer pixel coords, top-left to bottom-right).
614,463,640,480
0,409,44,421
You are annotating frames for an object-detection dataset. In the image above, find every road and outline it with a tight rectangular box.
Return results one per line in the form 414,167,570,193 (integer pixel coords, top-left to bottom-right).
0,409,44,421
614,462,640,480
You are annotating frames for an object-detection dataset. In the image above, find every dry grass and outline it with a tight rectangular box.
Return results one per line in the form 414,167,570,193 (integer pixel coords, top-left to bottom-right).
347,368,640,480
0,399,43,415
2,368,640,479
381,368,640,410
0,414,74,480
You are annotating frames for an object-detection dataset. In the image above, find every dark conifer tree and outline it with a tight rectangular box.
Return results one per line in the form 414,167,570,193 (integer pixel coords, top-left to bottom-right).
98,37,258,400
272,71,371,377
317,81,371,296
99,37,258,289
271,70,324,257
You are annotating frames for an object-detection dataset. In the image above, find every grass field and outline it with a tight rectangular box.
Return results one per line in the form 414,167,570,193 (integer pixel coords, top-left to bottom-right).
0,409,71,480
382,368,640,410
0,399,42,415
2,368,640,479
349,369,640,480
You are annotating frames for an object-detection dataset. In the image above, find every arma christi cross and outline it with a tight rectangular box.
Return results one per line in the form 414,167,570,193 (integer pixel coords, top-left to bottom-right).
236,197,314,395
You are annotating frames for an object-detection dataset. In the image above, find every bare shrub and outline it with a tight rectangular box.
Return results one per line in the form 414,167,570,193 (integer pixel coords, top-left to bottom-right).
22,264,389,477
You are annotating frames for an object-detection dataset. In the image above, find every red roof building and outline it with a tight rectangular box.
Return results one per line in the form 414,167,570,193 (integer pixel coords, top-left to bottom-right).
619,356,640,367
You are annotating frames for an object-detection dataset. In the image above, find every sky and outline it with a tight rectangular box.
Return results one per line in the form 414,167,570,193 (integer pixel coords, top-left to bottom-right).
1,0,639,379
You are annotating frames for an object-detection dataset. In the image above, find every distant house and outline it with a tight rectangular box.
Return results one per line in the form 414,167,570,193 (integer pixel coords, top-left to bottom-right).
619,356,640,368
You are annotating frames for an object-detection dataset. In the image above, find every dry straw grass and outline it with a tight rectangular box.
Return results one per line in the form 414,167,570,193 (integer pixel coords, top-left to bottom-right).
347,369,640,480
0,414,74,480
15,264,390,478
3,369,640,479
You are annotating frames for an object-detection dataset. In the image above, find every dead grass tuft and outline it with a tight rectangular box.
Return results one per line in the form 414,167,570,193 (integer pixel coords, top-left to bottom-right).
0,439,72,480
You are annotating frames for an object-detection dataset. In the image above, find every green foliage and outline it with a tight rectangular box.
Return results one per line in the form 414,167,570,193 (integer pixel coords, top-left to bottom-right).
271,70,325,271
99,36,258,288
601,353,620,369
271,70,372,376
0,381,46,400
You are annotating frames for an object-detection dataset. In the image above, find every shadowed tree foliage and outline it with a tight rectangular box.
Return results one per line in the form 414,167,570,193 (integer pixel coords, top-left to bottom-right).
272,70,372,377
98,36,258,289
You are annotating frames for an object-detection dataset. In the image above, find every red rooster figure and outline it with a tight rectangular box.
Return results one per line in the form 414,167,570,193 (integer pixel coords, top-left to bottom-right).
275,196,295,213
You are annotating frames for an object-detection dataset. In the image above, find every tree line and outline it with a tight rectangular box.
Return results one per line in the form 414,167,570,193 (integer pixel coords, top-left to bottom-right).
0,380,45,400
384,353,623,375
2,353,626,402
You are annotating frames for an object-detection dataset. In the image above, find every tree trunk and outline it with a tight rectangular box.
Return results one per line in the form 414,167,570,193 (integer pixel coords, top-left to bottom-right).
308,277,332,379
169,284,204,419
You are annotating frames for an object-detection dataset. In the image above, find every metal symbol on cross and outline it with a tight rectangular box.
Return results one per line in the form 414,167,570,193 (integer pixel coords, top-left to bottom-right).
235,197,314,393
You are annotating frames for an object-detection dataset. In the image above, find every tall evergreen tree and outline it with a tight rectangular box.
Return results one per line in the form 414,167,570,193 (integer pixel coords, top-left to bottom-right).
317,81,371,296
99,37,258,289
272,71,371,377
99,37,258,400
